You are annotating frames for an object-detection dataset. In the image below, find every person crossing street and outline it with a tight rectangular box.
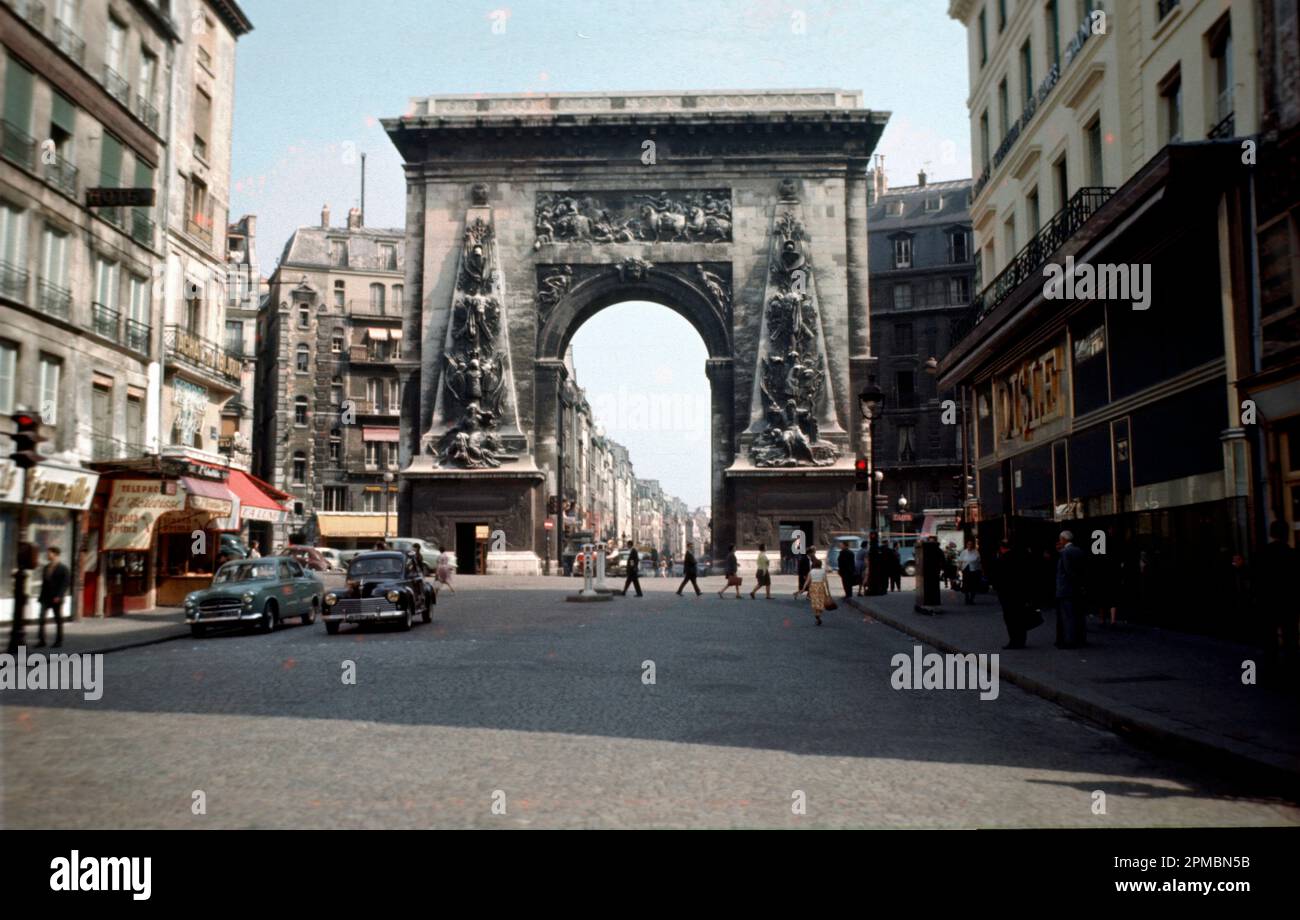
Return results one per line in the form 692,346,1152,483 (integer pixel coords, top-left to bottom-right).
621,540,643,597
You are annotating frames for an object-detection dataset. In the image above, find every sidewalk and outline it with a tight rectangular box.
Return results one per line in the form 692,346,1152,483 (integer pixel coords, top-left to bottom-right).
4,608,190,656
848,584,1300,796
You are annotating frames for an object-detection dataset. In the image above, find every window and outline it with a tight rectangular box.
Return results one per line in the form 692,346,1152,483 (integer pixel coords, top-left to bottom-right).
333,279,345,307
138,49,157,102
105,17,126,79
389,379,400,412
896,370,916,409
40,225,69,290
1053,155,1069,210
948,229,970,263
979,110,991,170
1021,41,1035,111
4,56,35,136
1026,187,1041,234
193,87,212,161
369,283,385,313
885,200,904,217
94,256,120,312
323,487,346,511
392,284,403,309
224,320,243,355
291,451,306,484
367,377,382,409
39,354,61,424
1160,68,1182,143
978,8,989,65
126,390,144,449
893,282,913,311
365,440,380,469
1085,115,1104,186
294,396,308,425
1003,215,1017,262
998,77,1010,138
1209,17,1233,127
330,376,343,405
184,287,201,333
893,236,913,269
1,201,28,295
894,323,915,354
296,343,310,373
331,332,343,353
379,243,397,270
997,0,1006,32
329,430,341,461
949,276,971,304
924,197,942,212
0,341,15,414
187,176,209,233
898,423,917,462
298,306,310,328
329,239,347,268
362,490,381,512
1046,0,1061,66
48,92,75,169
390,334,401,360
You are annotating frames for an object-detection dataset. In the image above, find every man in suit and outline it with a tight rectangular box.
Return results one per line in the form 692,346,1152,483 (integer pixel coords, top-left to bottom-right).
837,541,857,600
622,540,643,597
37,546,71,648
1055,530,1088,649
676,542,701,596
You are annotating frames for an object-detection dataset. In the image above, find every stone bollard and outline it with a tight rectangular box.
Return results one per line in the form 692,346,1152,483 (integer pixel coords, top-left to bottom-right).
566,542,611,602
593,540,610,592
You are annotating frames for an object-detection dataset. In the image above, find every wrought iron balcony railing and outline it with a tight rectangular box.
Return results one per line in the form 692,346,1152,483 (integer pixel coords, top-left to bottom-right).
134,94,160,133
103,65,130,106
163,325,242,385
0,119,35,171
952,186,1114,343
0,259,30,303
131,209,154,247
51,18,84,65
42,154,77,197
1207,112,1236,140
125,318,151,355
92,302,122,342
9,0,44,30
37,279,71,319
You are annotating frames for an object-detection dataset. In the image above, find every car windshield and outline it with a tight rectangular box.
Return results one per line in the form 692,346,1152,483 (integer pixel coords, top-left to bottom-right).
349,557,403,577
213,562,278,584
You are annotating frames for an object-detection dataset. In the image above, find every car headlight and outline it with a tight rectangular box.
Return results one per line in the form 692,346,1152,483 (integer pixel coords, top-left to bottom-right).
324,592,338,607
386,589,401,603
241,593,254,607
184,594,196,608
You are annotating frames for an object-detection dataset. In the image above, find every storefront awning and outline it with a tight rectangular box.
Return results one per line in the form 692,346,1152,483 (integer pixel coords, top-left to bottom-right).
367,327,389,341
180,476,234,514
315,513,396,539
362,426,400,442
227,469,289,523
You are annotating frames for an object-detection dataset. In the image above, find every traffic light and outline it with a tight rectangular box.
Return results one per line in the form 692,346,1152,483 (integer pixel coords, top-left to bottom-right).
547,495,558,515
10,410,45,470
854,456,869,492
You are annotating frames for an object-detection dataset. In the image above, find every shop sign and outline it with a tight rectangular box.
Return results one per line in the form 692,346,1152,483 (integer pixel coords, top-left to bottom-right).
0,460,98,511
996,344,1065,443
104,480,186,551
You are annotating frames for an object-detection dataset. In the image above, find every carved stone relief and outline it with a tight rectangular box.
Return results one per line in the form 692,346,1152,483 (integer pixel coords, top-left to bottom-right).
534,189,732,247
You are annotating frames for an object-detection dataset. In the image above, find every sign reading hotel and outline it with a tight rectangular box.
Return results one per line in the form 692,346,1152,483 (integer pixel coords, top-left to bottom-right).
104,480,186,551
0,460,98,510
995,344,1065,443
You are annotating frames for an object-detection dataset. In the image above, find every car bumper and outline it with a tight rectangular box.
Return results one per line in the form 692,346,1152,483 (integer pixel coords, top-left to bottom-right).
186,608,261,625
322,597,406,624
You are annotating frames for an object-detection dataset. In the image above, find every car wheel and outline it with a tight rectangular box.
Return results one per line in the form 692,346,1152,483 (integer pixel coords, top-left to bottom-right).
190,624,207,638
400,602,413,632
302,598,318,626
421,588,433,623
260,601,278,634
325,621,340,635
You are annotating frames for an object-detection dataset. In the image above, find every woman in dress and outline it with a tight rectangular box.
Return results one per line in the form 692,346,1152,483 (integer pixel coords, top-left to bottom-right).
958,538,982,605
803,556,831,626
434,545,456,594
750,543,772,599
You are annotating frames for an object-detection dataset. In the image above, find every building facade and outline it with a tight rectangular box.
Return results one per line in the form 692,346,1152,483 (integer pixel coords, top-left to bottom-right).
867,162,975,531
255,206,406,549
942,0,1264,635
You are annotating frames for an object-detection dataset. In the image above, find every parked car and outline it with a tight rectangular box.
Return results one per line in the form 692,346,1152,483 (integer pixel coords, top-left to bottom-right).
184,557,323,637
281,545,331,572
825,534,864,572
898,545,917,577
322,550,434,634
335,548,363,567
315,547,345,571
389,538,436,574
219,533,250,561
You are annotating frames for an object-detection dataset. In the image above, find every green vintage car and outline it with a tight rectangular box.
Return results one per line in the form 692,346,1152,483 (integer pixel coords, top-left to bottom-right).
184,556,324,637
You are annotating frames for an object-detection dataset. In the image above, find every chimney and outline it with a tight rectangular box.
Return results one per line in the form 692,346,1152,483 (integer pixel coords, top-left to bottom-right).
347,207,362,230
321,204,330,229
918,169,928,187
873,154,887,201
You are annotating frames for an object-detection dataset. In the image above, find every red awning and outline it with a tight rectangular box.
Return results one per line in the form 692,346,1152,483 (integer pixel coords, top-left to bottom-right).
180,476,235,503
227,469,290,520
362,427,400,442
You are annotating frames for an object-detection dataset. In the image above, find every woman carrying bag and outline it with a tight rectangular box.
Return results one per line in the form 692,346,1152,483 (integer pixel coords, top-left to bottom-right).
718,545,742,599
803,557,835,626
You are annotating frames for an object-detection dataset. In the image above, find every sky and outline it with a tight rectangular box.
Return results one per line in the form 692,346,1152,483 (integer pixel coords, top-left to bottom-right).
230,0,971,508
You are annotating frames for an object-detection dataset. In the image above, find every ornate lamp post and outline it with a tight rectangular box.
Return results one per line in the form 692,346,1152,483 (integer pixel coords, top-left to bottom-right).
857,382,885,534
383,471,395,543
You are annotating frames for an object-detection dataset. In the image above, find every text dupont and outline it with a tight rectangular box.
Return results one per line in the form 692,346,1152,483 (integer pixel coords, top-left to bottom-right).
0,647,104,701
49,852,151,901
1042,255,1152,310
890,646,1000,700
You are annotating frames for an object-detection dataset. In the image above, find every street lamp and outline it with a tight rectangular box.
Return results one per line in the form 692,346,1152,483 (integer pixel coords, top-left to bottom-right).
383,470,395,545
897,495,909,539
857,382,885,535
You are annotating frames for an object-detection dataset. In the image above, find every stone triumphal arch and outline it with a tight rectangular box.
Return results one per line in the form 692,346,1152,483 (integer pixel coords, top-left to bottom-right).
382,90,889,570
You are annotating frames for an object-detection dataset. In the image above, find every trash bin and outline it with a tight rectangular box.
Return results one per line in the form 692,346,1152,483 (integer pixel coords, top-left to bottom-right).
916,540,944,608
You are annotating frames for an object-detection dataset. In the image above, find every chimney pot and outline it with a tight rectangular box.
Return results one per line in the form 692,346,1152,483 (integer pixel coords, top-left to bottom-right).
918,169,927,187
347,207,362,230
321,204,330,229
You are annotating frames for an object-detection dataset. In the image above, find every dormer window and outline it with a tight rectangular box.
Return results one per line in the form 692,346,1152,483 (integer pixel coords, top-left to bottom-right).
885,200,904,217
892,235,914,269
924,197,942,212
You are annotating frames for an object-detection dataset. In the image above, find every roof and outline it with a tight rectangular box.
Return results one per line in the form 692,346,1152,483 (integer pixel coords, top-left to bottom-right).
277,226,406,273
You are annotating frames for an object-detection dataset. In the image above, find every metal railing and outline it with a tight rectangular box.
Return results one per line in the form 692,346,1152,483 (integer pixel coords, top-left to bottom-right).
92,302,121,342
43,155,77,197
37,279,71,319
131,209,154,246
51,18,84,65
163,325,242,385
9,0,44,29
0,119,35,171
1207,111,1235,140
0,259,30,303
103,65,130,105
125,318,151,354
134,94,160,133
952,186,1114,342
92,435,147,462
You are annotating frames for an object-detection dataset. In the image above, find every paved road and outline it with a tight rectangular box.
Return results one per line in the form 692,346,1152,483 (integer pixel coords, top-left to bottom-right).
4,575,1298,828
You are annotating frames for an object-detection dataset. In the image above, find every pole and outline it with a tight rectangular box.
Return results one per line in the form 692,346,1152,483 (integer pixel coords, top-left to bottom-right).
555,391,565,574
6,467,32,653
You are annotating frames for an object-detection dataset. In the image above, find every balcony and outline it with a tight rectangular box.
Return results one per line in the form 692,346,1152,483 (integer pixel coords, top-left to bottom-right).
953,186,1114,342
0,259,30,303
91,302,121,342
51,18,84,65
163,325,243,388
92,435,147,462
103,65,130,106
9,0,44,30
37,279,71,319
134,94,160,133
125,318,151,355
42,155,78,197
0,119,35,171
131,209,155,247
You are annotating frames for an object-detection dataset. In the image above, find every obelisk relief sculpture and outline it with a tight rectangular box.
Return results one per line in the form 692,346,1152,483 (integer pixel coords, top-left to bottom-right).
748,204,841,467
426,215,524,468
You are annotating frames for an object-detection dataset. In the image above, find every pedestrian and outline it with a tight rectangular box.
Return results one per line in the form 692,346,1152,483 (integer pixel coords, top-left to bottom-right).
434,545,456,594
794,547,812,597
658,559,668,579
1254,519,1298,665
865,531,889,596
750,542,772,599
943,541,959,588
837,541,856,600
889,541,902,592
854,540,869,596
958,538,982,605
373,540,388,551
989,539,1041,648
622,540,643,597
676,542,702,597
803,557,833,626
248,540,261,558
718,545,741,598
1055,530,1088,648
35,546,70,649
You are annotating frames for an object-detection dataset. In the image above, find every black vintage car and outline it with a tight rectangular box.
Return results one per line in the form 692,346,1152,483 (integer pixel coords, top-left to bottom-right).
322,550,434,634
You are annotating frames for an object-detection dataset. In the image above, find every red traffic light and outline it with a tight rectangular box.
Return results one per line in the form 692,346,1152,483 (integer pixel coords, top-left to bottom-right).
854,458,868,472
13,412,38,430
10,410,46,470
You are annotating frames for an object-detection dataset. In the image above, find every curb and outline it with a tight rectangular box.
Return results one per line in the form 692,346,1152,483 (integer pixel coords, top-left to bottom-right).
61,628,193,657
848,596,1300,800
